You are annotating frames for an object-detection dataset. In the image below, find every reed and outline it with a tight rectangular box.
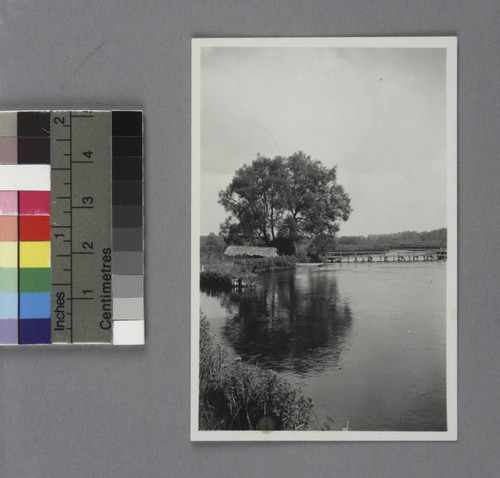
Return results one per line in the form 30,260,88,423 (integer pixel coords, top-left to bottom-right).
199,314,313,431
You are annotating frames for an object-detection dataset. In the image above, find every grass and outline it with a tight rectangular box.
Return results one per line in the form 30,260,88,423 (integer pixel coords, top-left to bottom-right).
199,314,313,431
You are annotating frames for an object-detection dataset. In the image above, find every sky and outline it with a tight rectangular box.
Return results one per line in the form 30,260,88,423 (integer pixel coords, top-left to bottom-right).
199,46,447,237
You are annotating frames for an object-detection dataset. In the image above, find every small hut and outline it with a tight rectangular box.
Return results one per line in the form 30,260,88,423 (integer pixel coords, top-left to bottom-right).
224,245,278,258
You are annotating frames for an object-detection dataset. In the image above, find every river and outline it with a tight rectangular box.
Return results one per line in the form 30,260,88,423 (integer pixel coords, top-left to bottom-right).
200,261,447,431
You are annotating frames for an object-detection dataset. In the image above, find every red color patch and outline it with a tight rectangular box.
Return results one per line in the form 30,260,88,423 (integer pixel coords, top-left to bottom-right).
19,216,51,241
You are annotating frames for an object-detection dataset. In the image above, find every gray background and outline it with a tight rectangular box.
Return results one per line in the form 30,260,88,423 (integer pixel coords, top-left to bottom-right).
0,1,496,477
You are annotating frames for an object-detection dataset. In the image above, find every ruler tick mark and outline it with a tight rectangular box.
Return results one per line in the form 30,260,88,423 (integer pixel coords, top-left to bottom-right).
51,110,115,345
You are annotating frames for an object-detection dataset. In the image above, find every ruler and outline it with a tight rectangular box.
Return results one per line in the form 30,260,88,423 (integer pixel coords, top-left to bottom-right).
51,112,113,343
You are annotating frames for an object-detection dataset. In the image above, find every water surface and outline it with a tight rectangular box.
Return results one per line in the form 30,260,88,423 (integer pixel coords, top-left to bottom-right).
201,262,446,431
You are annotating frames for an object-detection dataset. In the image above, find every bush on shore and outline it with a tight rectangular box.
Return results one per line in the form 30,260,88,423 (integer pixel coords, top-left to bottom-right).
200,270,233,289
234,255,297,273
200,256,296,289
199,314,313,431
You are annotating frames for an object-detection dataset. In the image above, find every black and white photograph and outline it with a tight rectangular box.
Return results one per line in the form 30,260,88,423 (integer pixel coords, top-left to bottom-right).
191,37,457,441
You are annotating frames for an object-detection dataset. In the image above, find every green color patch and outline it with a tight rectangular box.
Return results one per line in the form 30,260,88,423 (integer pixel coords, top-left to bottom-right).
0,268,17,292
20,268,50,292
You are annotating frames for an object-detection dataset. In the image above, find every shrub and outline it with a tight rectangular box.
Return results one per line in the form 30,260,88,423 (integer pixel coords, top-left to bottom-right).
200,269,257,290
200,270,232,289
234,256,297,273
199,314,313,431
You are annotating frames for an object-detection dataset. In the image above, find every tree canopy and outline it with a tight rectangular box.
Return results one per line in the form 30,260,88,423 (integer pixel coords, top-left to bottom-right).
219,152,351,251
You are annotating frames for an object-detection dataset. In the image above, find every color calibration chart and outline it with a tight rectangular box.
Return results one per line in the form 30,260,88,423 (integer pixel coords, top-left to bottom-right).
0,111,144,345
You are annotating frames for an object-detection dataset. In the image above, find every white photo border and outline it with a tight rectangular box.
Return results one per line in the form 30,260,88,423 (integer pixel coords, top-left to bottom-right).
191,36,457,442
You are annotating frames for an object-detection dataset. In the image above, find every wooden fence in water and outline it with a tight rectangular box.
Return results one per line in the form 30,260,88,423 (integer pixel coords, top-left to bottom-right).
325,249,447,263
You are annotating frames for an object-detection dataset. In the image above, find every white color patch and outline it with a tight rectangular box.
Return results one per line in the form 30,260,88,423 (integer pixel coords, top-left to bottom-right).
113,320,145,345
0,165,50,190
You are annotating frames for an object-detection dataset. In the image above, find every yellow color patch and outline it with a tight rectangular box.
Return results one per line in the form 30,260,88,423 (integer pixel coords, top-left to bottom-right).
20,242,50,268
0,242,17,268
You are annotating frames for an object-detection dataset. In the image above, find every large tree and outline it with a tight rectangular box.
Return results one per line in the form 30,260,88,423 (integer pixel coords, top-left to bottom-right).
219,152,351,250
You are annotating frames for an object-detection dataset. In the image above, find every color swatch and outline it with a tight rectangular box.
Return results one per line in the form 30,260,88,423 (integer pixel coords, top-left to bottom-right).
19,189,51,344
0,191,18,344
0,111,144,345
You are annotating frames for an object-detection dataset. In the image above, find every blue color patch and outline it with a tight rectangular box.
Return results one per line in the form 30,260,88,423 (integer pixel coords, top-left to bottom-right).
20,292,50,319
0,293,18,319
19,318,51,344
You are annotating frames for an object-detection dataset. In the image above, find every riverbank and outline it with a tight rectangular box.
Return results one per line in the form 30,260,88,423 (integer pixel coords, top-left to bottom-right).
199,313,313,431
200,256,296,289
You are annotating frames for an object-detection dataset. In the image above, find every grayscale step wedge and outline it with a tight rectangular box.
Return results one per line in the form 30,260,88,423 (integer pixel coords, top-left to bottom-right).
111,110,144,345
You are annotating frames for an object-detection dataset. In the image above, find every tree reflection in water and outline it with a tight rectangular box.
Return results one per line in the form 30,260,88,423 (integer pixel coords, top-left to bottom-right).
201,269,353,376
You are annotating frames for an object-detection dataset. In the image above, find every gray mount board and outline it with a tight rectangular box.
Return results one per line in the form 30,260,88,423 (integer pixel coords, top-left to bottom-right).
0,1,497,477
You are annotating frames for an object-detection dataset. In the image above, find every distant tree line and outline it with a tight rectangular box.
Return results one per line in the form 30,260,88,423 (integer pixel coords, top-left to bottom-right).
201,227,447,261
336,228,447,251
